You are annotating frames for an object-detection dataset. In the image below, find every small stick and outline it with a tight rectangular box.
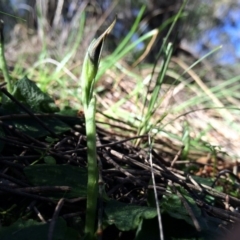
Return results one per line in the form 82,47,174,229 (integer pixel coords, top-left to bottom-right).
148,134,164,240
171,146,184,167
33,206,46,223
174,186,201,232
18,186,71,193
0,172,29,187
0,185,54,203
48,198,65,240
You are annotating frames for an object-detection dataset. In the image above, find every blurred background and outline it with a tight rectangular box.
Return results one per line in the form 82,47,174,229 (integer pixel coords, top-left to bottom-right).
1,0,240,66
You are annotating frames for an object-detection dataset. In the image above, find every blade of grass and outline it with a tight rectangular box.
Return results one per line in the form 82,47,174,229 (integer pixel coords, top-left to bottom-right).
55,11,86,73
97,29,157,80
96,6,146,79
113,6,146,57
178,45,222,78
141,0,187,116
135,1,187,143
0,11,26,21
137,42,173,138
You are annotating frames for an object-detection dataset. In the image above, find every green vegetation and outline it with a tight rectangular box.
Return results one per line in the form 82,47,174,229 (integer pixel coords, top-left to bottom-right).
0,1,240,240
81,18,116,239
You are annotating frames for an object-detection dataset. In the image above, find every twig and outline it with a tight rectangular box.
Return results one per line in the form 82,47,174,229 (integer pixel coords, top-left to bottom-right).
148,134,164,240
171,146,184,167
48,198,65,240
33,206,46,223
61,134,147,154
18,186,71,193
0,112,84,121
62,211,83,219
0,135,47,151
0,155,39,160
0,185,54,203
103,149,143,185
211,170,240,188
174,186,201,232
196,200,240,222
0,172,29,187
0,159,24,169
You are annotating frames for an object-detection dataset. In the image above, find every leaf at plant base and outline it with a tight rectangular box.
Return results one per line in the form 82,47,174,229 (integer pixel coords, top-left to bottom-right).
11,76,59,113
44,156,56,164
24,164,87,198
104,200,157,231
58,107,79,117
5,116,70,138
45,136,59,144
162,213,204,239
147,179,156,207
135,217,160,240
191,176,213,187
57,108,84,126
0,78,70,138
161,194,199,226
0,218,79,240
161,191,213,233
161,192,222,239
162,211,222,240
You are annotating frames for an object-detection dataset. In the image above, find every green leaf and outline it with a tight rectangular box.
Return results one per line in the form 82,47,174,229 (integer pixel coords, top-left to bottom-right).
0,107,70,139
162,213,203,239
11,76,59,113
104,200,157,231
57,109,84,126
135,217,160,240
147,179,156,207
24,164,87,198
58,108,79,117
161,191,222,239
45,136,59,144
161,193,200,227
44,156,56,164
191,176,213,187
0,218,79,240
0,77,71,138
11,116,70,138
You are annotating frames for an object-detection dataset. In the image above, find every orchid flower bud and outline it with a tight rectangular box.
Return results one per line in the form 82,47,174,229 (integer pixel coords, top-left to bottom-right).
81,17,116,108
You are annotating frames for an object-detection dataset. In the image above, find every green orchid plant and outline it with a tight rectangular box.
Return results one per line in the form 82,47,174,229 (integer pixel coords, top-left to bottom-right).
81,18,116,239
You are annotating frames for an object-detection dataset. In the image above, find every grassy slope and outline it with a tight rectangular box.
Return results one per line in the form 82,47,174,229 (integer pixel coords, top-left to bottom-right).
4,5,240,162
1,2,240,239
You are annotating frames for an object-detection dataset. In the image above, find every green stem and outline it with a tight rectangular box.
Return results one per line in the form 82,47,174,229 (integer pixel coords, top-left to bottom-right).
84,95,98,239
81,18,116,239
0,20,13,93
